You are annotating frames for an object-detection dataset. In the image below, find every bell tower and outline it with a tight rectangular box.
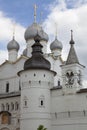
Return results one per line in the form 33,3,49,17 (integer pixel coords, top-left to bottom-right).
61,30,85,94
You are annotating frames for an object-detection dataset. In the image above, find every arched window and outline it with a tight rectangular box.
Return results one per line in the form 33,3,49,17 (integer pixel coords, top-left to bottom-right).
6,82,9,93
39,95,45,108
41,100,43,106
24,101,27,106
78,70,82,85
6,103,9,111
1,104,5,111
11,103,14,111
66,71,74,85
58,80,60,87
23,96,28,108
15,102,19,110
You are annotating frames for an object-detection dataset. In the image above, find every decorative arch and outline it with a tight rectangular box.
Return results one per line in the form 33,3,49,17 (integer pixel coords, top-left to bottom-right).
11,102,14,111
6,103,9,111
15,102,19,110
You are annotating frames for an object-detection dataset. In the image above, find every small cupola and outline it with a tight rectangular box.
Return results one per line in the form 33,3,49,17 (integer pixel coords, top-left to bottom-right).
7,36,20,62
50,37,63,51
7,37,20,52
50,35,63,57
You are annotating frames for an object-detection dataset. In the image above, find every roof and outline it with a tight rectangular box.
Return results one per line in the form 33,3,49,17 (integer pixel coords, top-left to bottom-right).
24,34,51,70
66,44,79,65
0,55,28,67
77,88,87,93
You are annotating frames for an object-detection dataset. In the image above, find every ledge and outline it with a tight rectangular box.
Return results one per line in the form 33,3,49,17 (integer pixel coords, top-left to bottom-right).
0,91,20,99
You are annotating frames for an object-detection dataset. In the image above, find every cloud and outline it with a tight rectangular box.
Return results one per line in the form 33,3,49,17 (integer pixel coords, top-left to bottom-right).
43,0,87,83
0,11,26,63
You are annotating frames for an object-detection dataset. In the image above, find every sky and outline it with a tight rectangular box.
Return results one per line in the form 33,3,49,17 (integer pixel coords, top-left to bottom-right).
0,0,87,85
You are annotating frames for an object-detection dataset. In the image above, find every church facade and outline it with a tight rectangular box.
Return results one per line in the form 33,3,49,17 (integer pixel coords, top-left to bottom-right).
0,17,87,130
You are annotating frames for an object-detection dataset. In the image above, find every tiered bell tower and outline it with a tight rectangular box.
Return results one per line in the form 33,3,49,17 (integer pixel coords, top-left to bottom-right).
61,30,85,94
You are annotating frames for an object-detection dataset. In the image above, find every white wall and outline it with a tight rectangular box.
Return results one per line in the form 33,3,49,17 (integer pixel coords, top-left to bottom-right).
20,69,55,130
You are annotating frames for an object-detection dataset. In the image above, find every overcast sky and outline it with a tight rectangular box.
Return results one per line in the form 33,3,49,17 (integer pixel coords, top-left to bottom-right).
0,0,87,86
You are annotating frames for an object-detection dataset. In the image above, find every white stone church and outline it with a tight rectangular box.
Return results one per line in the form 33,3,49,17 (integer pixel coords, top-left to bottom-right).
0,12,87,130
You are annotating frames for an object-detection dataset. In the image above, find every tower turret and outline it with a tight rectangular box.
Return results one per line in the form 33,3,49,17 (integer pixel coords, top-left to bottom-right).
18,34,56,130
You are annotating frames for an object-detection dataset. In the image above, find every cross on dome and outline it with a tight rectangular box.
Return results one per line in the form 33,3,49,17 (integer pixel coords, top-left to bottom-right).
34,4,37,23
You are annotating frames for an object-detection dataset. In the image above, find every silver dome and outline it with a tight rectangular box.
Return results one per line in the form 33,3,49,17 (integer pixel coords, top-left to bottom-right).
7,38,20,51
50,38,63,51
24,23,49,42
23,48,27,56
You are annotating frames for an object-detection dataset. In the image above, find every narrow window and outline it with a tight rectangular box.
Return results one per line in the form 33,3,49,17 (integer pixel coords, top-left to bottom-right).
1,104,5,111
39,80,41,84
6,82,9,93
39,95,45,108
34,73,36,76
6,103,9,111
11,103,14,111
25,101,27,106
23,96,28,108
41,100,43,106
15,102,19,110
58,81,60,86
19,80,21,90
44,74,45,77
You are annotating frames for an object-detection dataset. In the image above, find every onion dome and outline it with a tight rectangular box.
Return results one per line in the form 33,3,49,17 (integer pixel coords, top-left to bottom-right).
24,34,51,70
24,23,49,42
23,48,27,56
7,37,20,51
50,37,63,51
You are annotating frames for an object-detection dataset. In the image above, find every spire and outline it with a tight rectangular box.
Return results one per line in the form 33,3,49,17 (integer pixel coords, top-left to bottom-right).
40,11,43,25
55,23,58,39
34,4,37,23
66,30,79,65
70,30,74,44
12,22,15,40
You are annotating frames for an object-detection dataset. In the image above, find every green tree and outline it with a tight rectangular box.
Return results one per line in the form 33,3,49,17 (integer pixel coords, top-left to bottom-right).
37,125,47,130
